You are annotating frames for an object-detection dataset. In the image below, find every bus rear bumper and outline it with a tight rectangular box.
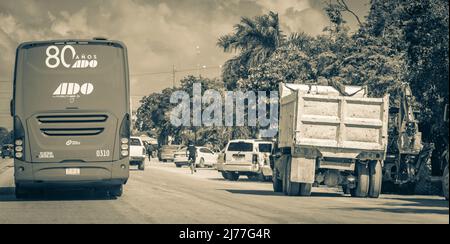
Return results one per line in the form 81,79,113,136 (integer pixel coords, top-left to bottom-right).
14,158,129,188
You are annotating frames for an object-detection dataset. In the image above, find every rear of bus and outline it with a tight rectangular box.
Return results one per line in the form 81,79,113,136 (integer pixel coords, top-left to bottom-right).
12,39,130,197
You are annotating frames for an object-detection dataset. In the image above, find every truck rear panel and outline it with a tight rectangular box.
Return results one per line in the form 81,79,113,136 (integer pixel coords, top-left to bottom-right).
279,84,389,160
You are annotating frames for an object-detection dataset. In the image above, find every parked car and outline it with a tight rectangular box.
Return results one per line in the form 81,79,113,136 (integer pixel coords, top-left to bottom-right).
196,147,219,168
158,145,183,162
174,147,188,168
174,146,219,168
1,144,14,159
129,137,146,171
217,139,274,181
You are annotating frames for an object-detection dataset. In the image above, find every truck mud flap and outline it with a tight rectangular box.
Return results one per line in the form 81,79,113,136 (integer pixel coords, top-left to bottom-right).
290,157,315,184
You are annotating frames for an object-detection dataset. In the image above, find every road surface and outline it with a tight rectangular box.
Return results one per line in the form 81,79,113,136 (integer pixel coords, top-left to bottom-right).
0,158,448,224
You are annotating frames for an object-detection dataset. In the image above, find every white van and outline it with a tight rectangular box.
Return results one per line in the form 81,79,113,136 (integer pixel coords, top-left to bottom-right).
217,139,273,181
129,137,146,171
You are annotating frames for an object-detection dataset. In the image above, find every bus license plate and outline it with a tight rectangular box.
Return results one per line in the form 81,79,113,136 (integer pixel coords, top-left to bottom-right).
66,168,80,176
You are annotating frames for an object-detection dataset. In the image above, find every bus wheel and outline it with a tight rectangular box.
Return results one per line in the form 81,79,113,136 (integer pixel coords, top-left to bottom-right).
109,185,123,198
15,185,29,199
351,162,370,198
369,160,383,198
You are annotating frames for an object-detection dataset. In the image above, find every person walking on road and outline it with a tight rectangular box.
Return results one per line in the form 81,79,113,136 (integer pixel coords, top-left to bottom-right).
146,143,153,159
187,142,197,174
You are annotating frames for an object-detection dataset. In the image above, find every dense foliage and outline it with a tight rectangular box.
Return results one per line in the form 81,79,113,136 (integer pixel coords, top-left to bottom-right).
136,1,448,154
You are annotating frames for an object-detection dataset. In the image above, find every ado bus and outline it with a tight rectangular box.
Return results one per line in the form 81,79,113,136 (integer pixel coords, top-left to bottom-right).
11,39,130,198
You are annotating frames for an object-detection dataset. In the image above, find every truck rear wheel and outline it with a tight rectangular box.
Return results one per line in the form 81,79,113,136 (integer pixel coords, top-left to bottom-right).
299,183,312,196
369,160,383,198
351,162,370,198
221,172,230,180
284,156,300,196
222,172,239,181
443,164,449,201
273,167,283,192
228,172,240,181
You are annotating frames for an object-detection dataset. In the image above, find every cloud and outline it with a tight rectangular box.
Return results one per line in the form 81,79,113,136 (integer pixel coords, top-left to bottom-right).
250,0,330,35
0,0,368,98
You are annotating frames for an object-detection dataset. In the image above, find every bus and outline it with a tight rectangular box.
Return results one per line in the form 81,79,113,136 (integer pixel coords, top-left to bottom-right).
11,38,130,198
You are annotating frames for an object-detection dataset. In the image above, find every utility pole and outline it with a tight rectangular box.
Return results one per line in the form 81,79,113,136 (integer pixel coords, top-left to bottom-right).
172,65,176,88
196,46,201,77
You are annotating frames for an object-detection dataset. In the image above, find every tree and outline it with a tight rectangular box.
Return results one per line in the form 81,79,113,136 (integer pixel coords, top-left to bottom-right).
135,76,237,146
366,0,449,173
218,11,285,89
0,128,13,145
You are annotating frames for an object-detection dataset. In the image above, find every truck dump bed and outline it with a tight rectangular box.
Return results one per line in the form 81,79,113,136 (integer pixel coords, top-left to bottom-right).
279,84,389,160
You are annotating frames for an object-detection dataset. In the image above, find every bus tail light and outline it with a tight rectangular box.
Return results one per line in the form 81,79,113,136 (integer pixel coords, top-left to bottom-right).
14,117,25,159
119,114,130,159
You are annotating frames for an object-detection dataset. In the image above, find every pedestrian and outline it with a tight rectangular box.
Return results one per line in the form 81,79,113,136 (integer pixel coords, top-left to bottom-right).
187,141,197,174
146,143,153,159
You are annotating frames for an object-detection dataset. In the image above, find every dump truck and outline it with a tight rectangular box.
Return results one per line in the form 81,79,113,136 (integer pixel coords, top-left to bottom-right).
272,83,389,198
382,83,436,195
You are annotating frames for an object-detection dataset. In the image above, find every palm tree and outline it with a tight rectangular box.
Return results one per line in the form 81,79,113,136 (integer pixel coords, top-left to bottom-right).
218,12,285,88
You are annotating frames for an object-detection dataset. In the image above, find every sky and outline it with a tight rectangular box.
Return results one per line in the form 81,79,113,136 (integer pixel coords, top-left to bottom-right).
0,0,370,106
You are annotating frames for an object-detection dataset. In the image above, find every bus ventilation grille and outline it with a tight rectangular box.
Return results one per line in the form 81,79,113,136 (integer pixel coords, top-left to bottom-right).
37,114,108,123
37,114,107,136
40,128,105,136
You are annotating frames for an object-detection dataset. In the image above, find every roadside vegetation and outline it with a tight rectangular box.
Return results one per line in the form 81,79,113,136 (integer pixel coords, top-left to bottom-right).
136,0,448,162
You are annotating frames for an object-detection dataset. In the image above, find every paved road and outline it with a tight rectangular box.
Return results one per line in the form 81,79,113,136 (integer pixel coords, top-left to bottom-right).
0,158,448,224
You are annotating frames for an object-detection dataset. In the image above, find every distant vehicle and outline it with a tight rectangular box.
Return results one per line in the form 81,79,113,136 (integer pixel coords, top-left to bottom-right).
272,83,389,198
129,137,146,171
217,139,274,181
1,144,14,159
159,145,183,162
12,39,131,199
174,147,188,168
174,146,218,168
196,147,219,168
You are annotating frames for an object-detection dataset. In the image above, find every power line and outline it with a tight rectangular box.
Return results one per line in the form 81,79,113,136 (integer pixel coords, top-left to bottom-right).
130,65,222,77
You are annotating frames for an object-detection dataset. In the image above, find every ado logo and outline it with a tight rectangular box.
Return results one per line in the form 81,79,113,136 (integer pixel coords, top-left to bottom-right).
53,83,94,98
45,45,98,69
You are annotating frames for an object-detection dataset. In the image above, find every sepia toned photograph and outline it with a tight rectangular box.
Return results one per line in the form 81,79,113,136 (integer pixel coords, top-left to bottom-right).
0,0,448,230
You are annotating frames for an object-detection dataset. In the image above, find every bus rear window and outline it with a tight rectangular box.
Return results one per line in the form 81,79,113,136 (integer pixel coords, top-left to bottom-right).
227,142,253,152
